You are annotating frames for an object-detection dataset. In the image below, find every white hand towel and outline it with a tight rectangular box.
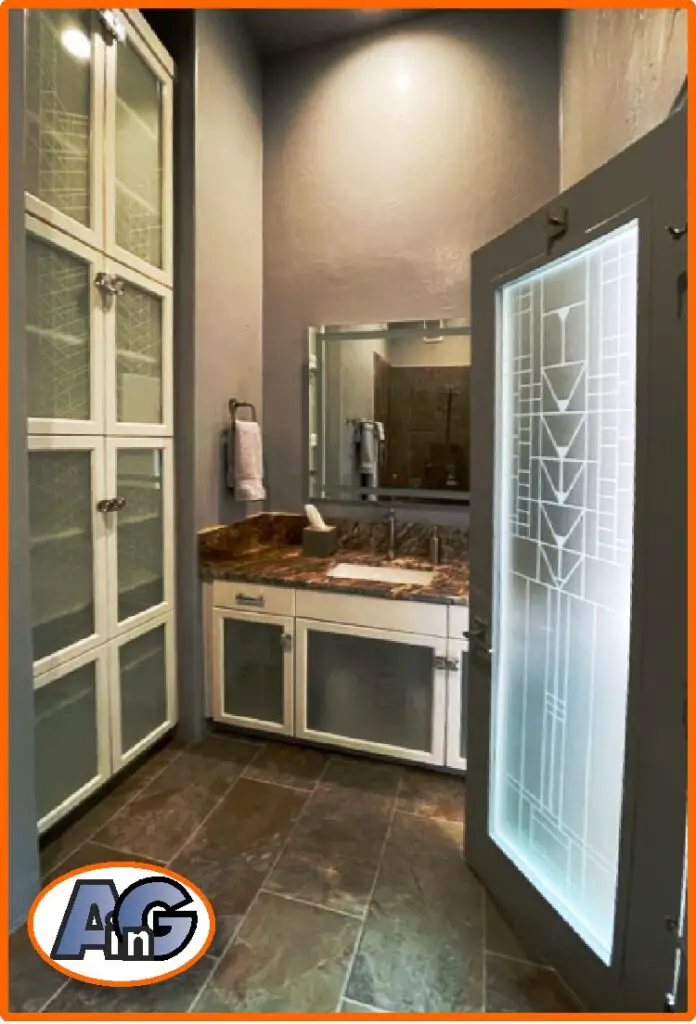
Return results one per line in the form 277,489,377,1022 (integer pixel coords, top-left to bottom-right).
359,421,377,474
235,420,266,501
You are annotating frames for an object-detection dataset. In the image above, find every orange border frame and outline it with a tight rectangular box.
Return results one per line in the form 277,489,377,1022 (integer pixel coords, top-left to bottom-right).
0,0,693,1020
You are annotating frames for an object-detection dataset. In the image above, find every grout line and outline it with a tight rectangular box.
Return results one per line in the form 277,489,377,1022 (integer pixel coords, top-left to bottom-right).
339,997,386,1014
393,808,465,826
335,773,401,1011
188,772,317,1012
46,742,187,877
39,978,69,1012
484,949,548,970
257,887,365,921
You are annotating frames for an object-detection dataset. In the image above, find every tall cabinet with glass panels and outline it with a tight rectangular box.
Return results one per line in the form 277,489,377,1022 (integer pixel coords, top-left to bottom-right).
25,9,176,831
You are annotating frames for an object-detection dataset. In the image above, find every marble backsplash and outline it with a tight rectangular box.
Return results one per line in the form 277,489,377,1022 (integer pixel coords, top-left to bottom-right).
199,512,468,564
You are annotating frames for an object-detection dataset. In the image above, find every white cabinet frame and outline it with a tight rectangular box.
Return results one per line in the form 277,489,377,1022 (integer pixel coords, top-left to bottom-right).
445,638,469,772
24,10,106,253
35,644,111,834
25,216,105,437
104,18,173,288
109,610,177,771
211,607,295,736
295,617,447,766
104,257,174,437
105,437,174,637
28,435,109,675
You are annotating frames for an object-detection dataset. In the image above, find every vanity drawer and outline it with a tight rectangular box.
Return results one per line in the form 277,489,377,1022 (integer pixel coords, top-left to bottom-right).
448,604,470,639
295,590,447,638
212,581,295,617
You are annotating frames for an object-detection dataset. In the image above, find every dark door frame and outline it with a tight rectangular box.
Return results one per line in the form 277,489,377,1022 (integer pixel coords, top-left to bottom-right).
466,107,686,1013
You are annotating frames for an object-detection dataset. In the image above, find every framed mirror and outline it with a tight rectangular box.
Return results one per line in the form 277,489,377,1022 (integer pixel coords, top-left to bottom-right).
308,319,471,505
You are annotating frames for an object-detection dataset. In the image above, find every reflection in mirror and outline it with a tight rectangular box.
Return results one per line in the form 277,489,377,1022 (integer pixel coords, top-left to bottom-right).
308,320,471,504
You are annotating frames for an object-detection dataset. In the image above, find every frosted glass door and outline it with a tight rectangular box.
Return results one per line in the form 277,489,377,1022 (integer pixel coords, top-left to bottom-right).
106,27,171,283
213,610,293,734
25,9,103,247
490,220,639,963
114,616,173,765
106,263,172,435
109,442,171,632
26,218,102,434
297,621,446,765
28,438,106,672
34,649,109,831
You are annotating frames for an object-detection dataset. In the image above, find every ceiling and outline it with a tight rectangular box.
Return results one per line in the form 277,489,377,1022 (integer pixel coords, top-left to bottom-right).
240,9,426,56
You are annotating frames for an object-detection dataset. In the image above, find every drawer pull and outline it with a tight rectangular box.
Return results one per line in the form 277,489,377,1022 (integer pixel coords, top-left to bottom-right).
235,593,265,608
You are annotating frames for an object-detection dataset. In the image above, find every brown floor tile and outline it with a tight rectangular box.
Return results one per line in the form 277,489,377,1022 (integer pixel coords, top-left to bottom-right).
45,954,215,1013
194,892,360,1013
485,894,544,965
43,841,164,884
341,998,387,1013
9,926,64,1013
346,812,483,1012
243,741,328,790
266,844,377,918
485,953,580,1013
397,766,466,822
321,754,403,798
289,784,394,863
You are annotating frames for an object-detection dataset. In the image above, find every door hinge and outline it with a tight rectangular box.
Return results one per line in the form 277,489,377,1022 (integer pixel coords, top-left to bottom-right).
434,655,458,672
281,633,293,652
545,206,568,253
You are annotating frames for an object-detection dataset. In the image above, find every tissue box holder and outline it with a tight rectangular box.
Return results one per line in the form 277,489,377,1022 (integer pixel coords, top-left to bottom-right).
302,526,338,558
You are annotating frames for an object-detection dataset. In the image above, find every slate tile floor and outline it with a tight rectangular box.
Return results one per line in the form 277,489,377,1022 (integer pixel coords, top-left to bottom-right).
11,731,580,1014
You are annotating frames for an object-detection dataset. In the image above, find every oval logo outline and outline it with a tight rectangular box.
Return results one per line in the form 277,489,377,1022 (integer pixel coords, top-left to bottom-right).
28,860,216,987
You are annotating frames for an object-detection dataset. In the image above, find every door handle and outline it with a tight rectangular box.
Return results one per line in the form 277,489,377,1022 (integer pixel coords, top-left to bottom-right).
96,497,127,513
235,593,265,608
464,616,493,655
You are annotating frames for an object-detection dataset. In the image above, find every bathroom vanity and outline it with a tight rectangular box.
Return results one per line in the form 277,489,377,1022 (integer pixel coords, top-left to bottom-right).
200,513,470,772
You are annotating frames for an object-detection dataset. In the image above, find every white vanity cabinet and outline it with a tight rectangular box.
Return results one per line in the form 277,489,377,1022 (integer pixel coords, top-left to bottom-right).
206,580,469,771
209,582,295,736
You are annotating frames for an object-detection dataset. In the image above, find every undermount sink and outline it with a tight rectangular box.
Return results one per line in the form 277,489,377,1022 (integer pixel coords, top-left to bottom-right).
327,562,435,586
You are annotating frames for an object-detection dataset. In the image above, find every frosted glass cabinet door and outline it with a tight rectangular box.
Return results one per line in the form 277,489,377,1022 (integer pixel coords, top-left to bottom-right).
296,620,446,765
25,9,104,248
105,25,172,284
28,437,107,674
26,217,103,434
107,440,173,634
105,262,173,435
34,648,110,832
446,640,469,772
212,609,294,735
112,615,175,768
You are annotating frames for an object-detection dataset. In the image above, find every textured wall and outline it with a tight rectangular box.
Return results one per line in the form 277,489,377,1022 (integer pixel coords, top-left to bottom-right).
195,11,263,529
561,9,687,187
263,11,560,512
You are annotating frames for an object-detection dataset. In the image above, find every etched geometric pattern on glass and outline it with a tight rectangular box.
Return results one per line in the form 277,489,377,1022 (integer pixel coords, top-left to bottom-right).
25,9,91,226
116,41,163,267
26,234,91,421
116,283,163,424
29,450,95,662
35,661,98,821
491,220,639,963
116,449,164,622
119,624,168,753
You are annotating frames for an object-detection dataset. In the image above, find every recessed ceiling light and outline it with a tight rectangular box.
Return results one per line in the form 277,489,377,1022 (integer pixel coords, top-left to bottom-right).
61,26,91,62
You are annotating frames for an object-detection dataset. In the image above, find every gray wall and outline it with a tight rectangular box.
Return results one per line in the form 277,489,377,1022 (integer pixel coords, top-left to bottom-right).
560,8,687,187
262,11,560,513
9,9,40,930
195,10,263,530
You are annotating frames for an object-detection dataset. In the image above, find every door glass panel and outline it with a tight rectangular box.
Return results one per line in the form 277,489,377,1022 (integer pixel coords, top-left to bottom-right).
115,40,163,267
26,233,91,422
306,629,433,751
25,9,92,226
223,618,285,724
116,281,163,424
116,449,164,622
29,450,95,661
491,220,639,963
35,661,99,821
120,624,168,752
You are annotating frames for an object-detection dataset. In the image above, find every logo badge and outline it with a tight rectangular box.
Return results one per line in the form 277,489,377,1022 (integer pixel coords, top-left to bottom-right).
29,862,215,986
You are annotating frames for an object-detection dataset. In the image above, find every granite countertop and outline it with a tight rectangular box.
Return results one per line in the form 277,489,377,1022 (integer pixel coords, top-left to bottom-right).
199,514,469,606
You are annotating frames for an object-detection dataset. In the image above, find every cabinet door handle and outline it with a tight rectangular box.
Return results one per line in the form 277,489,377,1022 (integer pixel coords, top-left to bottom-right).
96,497,126,512
280,633,293,651
235,593,265,608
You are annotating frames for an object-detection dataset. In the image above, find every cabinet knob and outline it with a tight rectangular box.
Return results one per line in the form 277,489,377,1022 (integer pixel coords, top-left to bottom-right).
96,497,127,513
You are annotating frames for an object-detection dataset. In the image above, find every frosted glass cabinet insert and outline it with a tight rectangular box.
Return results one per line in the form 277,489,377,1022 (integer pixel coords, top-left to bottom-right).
24,9,176,832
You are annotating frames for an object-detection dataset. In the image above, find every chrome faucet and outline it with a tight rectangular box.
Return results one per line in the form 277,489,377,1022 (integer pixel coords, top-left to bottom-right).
386,508,396,561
